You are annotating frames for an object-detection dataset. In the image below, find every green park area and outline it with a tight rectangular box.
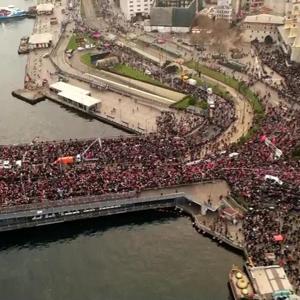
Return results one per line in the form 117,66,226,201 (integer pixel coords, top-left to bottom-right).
80,53,93,67
66,33,97,51
67,35,77,51
111,64,163,86
172,95,208,110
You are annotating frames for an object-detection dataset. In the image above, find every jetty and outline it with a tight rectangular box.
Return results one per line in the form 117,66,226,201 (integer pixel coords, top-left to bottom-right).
12,89,45,104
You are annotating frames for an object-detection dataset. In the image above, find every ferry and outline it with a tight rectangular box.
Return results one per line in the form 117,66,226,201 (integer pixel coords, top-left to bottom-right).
0,5,26,20
229,265,255,299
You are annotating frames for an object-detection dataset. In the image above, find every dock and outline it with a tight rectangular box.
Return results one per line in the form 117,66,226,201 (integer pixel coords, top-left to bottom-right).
12,89,45,104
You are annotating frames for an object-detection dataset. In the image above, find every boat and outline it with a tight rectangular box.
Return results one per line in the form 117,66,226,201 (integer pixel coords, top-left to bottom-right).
18,36,29,54
229,265,255,299
0,6,26,20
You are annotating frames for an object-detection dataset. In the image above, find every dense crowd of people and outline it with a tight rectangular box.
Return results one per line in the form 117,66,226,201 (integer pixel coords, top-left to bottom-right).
255,45,300,104
1,0,299,291
0,106,299,290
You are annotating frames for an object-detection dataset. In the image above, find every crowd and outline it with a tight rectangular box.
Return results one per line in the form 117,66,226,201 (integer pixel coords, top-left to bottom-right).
255,45,300,104
1,0,299,290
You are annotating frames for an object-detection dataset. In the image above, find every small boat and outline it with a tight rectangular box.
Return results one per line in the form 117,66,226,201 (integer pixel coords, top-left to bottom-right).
229,265,255,300
18,36,29,54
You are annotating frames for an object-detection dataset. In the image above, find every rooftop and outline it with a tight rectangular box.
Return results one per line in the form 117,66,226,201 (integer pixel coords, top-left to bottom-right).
36,3,54,12
29,33,53,45
244,14,284,25
58,90,101,108
50,82,90,95
248,265,294,299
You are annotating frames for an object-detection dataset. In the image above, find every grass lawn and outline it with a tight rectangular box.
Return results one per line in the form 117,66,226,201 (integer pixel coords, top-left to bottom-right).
67,35,77,51
80,53,93,67
172,95,207,110
111,64,163,86
196,99,208,110
172,96,192,109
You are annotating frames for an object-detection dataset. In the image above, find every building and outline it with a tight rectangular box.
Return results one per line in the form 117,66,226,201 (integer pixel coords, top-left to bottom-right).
277,0,300,63
198,0,241,22
36,3,54,15
119,0,154,21
218,0,241,15
247,265,296,300
241,14,284,43
213,1,234,22
49,82,91,95
28,33,53,49
145,0,202,33
49,82,101,113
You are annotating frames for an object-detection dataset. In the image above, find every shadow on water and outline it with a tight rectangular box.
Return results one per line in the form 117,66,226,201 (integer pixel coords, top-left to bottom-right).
0,17,27,25
0,209,180,251
45,100,95,121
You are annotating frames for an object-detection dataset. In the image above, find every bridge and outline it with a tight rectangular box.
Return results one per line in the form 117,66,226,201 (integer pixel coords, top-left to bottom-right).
0,181,245,252
0,192,198,233
0,182,226,233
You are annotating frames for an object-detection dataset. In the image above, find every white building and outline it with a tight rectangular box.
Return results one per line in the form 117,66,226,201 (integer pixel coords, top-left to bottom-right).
214,3,233,22
49,82,100,113
28,33,53,49
241,14,284,43
248,265,296,300
120,0,154,21
203,0,241,22
36,3,54,15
